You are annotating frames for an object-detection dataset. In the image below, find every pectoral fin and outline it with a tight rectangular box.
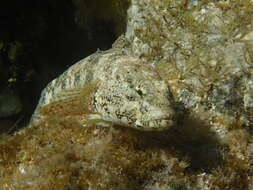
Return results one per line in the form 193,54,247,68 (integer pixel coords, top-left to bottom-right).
39,81,98,117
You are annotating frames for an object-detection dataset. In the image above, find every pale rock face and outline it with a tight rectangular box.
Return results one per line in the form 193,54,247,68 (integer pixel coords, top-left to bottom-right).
125,0,253,139
33,49,175,130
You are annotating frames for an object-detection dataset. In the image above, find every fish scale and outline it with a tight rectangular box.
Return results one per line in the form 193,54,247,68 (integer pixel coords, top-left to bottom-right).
32,47,176,131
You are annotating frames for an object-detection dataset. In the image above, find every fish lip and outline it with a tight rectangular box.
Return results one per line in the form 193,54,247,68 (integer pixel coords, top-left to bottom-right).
136,119,174,130
134,116,174,130
145,116,174,122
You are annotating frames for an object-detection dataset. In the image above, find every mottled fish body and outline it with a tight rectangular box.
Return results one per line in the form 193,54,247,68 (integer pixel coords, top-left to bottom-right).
33,49,175,130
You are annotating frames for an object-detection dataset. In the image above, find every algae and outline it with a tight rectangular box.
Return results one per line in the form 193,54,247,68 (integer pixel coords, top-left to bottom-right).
1,0,253,189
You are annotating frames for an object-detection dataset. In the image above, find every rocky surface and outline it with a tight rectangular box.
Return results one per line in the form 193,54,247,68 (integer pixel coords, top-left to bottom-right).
126,0,253,139
0,0,253,189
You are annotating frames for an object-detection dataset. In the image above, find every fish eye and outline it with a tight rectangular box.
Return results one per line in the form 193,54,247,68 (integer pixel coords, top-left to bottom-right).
126,95,135,101
135,85,146,96
136,89,143,96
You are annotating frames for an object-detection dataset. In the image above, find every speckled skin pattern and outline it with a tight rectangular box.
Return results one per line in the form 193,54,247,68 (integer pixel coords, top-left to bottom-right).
33,48,175,130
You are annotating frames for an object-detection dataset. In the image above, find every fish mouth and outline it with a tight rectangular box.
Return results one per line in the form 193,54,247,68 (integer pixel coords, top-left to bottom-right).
135,116,174,131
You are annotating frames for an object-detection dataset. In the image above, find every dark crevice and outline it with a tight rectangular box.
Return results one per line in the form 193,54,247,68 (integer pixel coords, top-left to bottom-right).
0,0,128,132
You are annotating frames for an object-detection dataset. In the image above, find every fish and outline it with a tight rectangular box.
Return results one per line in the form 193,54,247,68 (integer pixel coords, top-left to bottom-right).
32,48,175,131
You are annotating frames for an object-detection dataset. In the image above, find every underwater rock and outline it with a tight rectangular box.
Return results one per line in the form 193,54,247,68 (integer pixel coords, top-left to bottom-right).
126,0,253,139
1,0,253,190
0,117,196,190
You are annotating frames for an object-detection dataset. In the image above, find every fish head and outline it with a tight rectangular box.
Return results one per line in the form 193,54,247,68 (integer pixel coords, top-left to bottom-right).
94,63,175,130
130,78,175,130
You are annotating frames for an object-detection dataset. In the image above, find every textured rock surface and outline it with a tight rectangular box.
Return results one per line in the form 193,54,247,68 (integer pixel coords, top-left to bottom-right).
1,0,253,189
126,0,253,138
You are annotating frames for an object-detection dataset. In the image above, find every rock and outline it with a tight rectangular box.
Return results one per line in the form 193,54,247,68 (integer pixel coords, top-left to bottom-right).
126,0,253,138
1,0,253,189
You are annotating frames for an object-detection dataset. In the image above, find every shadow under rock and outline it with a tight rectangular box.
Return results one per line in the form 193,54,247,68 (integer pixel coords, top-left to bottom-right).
115,116,227,173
